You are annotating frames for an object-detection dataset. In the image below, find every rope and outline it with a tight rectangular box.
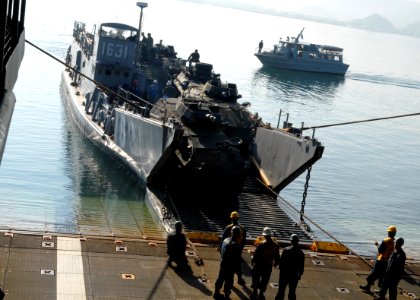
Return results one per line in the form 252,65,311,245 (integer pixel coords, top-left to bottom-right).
185,235,208,282
302,112,420,131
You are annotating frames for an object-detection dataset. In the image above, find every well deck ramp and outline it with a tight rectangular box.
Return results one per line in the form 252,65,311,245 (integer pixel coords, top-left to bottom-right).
175,174,312,245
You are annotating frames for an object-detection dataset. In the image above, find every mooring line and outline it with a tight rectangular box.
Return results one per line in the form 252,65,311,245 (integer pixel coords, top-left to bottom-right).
302,112,420,130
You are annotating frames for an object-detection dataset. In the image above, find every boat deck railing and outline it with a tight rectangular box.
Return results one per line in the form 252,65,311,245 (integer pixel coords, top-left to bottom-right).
117,87,168,121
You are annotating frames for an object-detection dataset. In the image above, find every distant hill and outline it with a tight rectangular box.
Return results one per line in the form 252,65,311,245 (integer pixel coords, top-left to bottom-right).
179,0,420,38
349,13,396,32
401,21,420,37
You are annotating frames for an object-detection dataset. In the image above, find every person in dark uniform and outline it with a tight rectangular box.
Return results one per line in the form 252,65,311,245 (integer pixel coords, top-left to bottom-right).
220,211,247,285
147,79,160,104
140,32,146,43
375,237,406,300
250,227,280,300
146,33,154,59
163,80,176,98
258,40,263,53
360,225,397,293
167,221,189,270
129,79,141,97
214,226,242,300
187,49,200,68
275,234,305,300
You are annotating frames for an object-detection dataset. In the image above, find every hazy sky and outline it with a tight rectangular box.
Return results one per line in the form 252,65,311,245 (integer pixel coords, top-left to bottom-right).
237,0,420,27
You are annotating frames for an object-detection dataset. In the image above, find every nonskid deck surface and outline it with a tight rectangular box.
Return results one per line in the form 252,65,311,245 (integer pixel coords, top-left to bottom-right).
1,233,419,299
177,175,312,244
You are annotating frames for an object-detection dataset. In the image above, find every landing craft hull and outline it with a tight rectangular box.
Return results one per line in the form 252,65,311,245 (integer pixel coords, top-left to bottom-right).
61,72,175,183
61,18,324,243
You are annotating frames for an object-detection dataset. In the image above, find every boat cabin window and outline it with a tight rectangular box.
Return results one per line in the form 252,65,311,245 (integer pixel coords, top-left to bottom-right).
73,21,85,40
100,25,137,41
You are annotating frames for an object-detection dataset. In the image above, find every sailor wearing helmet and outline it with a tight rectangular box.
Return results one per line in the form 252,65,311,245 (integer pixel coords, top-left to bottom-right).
360,225,397,293
220,211,247,285
250,227,280,300
275,234,305,300
214,226,242,300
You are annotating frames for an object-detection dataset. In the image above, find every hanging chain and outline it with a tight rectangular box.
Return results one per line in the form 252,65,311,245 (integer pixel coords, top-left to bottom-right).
300,166,312,231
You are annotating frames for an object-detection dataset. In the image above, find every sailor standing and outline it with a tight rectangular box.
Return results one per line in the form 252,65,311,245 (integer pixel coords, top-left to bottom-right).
163,80,176,98
360,225,397,293
258,40,263,53
214,226,242,299
147,80,160,104
250,227,280,300
220,211,247,285
375,237,406,300
275,234,305,300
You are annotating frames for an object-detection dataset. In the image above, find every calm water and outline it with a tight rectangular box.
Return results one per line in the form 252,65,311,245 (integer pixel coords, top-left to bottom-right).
1,0,420,259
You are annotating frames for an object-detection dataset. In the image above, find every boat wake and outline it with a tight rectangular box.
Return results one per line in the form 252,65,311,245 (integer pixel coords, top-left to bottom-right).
348,72,420,90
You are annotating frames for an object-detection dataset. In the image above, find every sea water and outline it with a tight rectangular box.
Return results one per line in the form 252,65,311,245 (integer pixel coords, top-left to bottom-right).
1,0,419,259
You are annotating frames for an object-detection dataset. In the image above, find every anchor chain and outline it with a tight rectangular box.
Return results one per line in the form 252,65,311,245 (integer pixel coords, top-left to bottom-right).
300,166,312,232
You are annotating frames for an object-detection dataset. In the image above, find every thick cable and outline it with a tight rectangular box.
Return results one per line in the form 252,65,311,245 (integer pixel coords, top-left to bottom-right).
303,112,420,131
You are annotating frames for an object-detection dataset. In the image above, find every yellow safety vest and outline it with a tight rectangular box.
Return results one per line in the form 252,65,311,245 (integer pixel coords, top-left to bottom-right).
377,237,395,261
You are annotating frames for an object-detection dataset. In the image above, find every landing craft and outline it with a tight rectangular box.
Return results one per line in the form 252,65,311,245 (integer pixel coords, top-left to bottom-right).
61,2,324,243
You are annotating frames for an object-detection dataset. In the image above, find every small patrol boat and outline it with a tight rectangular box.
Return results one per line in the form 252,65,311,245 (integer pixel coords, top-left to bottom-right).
61,3,324,242
255,28,350,75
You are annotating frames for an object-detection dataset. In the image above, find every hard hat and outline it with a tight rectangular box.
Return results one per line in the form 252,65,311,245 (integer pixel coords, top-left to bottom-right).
167,80,172,86
290,234,299,242
387,225,397,233
262,227,273,236
230,211,239,219
175,221,183,229
231,226,241,235
153,79,158,84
